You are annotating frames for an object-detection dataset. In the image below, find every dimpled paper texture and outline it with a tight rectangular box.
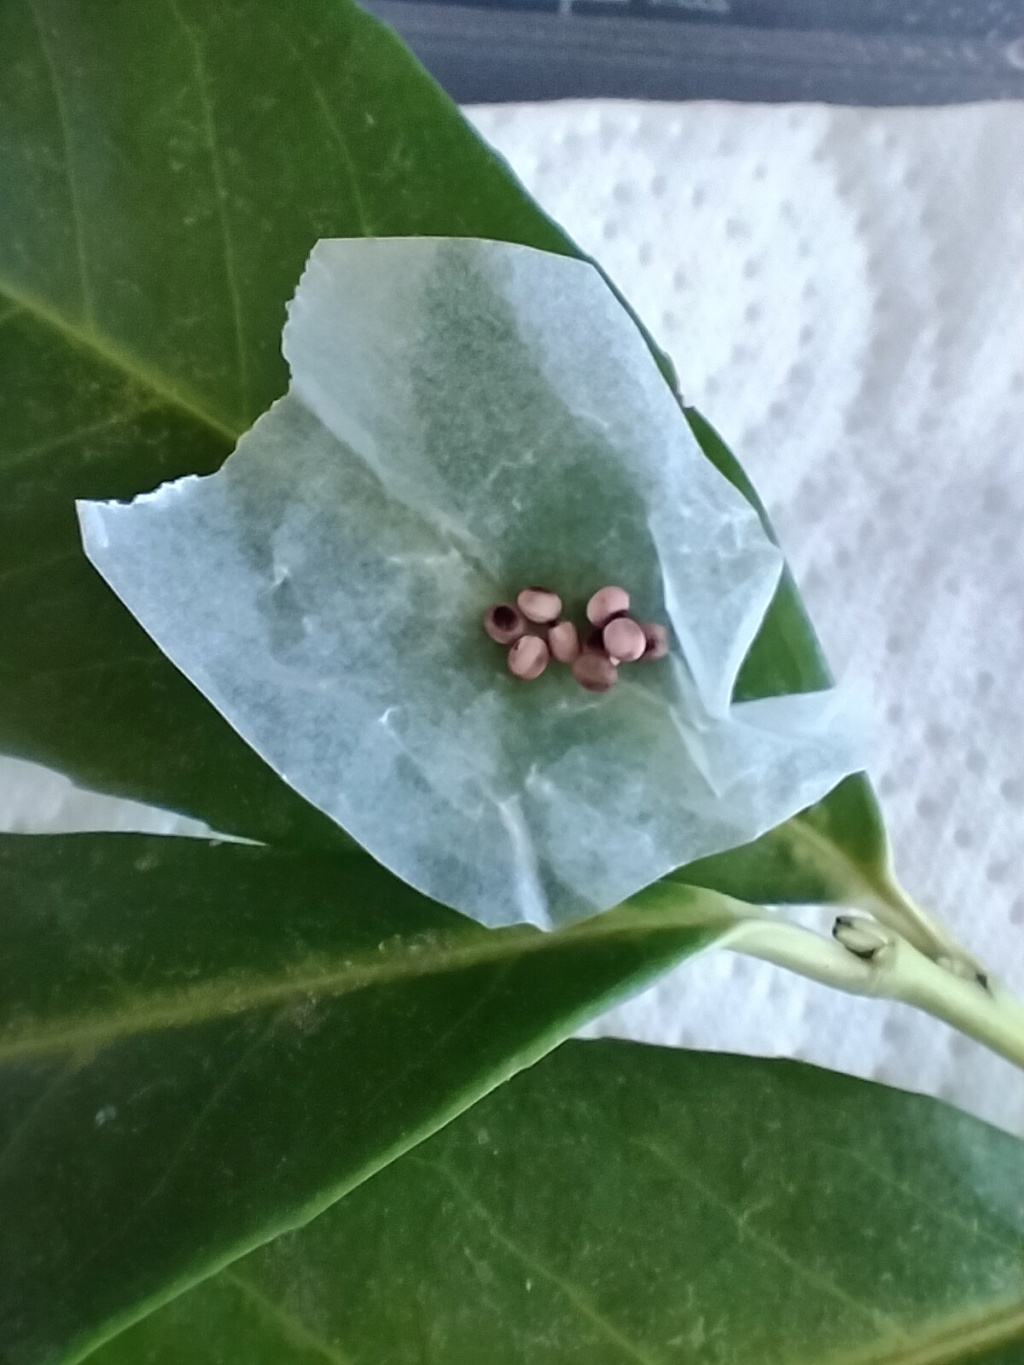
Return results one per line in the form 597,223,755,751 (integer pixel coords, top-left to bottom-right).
6,100,1024,1132
464,100,1024,1134
77,237,859,931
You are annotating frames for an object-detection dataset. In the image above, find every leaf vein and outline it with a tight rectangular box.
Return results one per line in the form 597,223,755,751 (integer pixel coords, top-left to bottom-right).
26,0,95,326
0,278,238,441
411,1155,663,1365
274,24,373,237
221,1270,358,1365
57,1010,285,1292
0,1059,77,1185
0,654,163,681
0,406,160,474
805,1136,1021,1258
825,1296,1024,1365
0,547,82,591
167,0,251,423
632,1137,906,1340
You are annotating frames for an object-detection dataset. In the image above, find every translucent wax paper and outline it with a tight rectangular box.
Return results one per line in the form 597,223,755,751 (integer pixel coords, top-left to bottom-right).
78,238,861,929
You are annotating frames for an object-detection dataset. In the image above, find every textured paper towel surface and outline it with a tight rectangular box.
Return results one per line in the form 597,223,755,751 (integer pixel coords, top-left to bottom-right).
4,99,1024,1131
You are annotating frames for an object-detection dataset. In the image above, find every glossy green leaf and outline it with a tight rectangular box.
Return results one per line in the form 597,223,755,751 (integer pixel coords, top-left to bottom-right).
0,835,724,1365
92,1039,1024,1365
0,0,890,912
0,0,572,845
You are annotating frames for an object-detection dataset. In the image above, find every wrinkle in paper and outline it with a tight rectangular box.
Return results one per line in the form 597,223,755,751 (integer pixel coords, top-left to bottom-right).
78,238,861,929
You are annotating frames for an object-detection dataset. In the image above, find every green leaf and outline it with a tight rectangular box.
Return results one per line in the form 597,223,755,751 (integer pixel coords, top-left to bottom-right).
0,0,890,916
90,1039,1024,1365
0,0,573,844
0,835,723,1365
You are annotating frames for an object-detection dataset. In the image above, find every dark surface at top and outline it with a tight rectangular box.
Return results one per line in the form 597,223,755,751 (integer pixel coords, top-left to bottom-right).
362,0,1024,103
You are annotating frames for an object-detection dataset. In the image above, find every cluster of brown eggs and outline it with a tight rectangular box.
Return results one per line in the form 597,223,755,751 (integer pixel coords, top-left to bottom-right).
483,585,668,692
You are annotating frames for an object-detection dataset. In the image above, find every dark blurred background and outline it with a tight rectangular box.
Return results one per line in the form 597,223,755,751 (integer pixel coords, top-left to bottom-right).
363,0,1024,104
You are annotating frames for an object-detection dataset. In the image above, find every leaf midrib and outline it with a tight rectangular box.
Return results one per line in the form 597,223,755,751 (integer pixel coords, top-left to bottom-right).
786,811,883,904
0,902,727,1065
829,1294,1024,1365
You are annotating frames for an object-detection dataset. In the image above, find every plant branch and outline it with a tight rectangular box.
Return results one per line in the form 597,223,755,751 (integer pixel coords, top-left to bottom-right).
723,914,1024,1074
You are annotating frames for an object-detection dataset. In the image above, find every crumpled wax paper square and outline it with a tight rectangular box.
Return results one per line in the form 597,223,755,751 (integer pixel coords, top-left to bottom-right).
78,237,861,929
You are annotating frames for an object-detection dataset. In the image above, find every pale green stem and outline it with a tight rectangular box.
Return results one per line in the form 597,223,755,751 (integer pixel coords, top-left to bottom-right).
723,915,1024,1073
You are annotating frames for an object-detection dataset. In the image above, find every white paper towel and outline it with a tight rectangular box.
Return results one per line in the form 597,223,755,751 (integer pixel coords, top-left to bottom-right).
4,99,1024,1133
